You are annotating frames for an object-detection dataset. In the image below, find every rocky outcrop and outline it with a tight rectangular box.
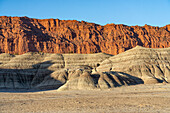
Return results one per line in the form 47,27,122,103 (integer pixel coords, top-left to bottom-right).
97,46,170,84
0,16,170,55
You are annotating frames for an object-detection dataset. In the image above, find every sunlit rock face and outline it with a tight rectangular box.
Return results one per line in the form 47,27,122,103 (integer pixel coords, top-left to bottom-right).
0,16,170,55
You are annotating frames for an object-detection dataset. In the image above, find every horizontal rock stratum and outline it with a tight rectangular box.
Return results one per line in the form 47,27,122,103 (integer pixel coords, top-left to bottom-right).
0,52,112,89
97,46,170,84
0,16,170,55
0,46,169,90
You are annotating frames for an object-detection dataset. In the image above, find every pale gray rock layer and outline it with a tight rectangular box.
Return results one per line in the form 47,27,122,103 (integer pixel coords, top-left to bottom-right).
97,46,170,84
0,46,170,90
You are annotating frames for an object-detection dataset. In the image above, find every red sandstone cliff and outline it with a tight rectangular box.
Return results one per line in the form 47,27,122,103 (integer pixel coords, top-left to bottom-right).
0,16,169,55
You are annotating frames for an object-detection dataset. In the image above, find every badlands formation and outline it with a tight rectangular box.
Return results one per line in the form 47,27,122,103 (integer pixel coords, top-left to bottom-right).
0,46,169,91
0,16,170,112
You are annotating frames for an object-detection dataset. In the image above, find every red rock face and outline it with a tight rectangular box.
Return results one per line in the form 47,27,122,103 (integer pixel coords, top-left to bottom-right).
0,16,170,55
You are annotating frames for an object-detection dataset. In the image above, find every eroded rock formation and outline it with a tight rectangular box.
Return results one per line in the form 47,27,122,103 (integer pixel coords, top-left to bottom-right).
0,52,112,89
1,46,169,91
0,16,170,55
97,46,170,84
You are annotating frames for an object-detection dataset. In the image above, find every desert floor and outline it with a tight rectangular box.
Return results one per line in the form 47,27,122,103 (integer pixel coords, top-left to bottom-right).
1,84,170,113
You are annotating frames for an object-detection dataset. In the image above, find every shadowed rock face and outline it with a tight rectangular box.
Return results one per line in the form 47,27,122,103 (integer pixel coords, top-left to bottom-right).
0,16,170,55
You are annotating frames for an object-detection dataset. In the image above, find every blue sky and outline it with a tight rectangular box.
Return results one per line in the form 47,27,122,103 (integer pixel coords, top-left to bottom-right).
0,0,170,26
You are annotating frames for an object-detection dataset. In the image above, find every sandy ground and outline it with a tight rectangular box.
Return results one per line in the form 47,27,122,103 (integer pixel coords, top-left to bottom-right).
1,84,170,113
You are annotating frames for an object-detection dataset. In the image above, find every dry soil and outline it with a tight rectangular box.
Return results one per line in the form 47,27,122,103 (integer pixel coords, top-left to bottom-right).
1,84,170,113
